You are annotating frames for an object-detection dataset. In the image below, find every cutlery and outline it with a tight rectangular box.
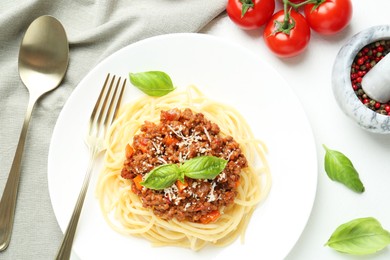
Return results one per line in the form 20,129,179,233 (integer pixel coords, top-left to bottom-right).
56,74,126,260
0,15,69,251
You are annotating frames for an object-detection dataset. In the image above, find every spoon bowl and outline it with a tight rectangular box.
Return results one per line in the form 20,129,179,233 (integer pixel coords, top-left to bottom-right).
19,15,69,94
0,15,69,251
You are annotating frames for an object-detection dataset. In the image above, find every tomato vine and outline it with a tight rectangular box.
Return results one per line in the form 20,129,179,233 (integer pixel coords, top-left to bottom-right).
226,0,353,57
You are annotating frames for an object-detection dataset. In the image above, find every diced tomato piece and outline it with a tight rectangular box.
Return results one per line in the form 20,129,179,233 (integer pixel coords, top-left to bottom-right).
161,109,180,121
132,175,143,190
137,137,149,153
140,137,148,146
164,136,178,146
176,180,188,192
125,144,134,158
200,210,220,224
141,121,156,132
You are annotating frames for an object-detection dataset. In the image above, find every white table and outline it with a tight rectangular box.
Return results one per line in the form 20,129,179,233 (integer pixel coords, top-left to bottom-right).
71,1,390,259
202,1,390,259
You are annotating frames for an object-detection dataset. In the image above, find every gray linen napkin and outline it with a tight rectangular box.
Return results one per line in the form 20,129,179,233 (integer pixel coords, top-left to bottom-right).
0,1,226,259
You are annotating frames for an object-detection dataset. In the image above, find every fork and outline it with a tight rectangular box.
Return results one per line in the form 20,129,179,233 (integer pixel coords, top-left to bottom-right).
55,74,126,260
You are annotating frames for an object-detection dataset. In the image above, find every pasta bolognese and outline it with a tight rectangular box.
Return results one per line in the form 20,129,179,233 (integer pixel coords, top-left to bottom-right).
96,85,271,250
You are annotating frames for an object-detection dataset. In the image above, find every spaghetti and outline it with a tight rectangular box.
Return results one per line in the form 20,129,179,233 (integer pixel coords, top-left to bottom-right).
96,85,271,250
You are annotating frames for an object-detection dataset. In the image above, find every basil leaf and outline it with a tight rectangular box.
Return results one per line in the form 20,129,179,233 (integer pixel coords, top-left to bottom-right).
140,164,180,190
326,217,390,255
181,156,227,179
323,145,365,193
129,71,175,97
139,156,227,190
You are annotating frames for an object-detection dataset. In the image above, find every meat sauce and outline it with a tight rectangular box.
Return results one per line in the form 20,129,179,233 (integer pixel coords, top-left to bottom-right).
121,108,247,223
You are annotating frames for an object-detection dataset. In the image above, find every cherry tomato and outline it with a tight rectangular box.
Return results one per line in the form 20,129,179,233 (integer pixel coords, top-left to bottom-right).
263,10,311,58
227,0,275,30
304,0,353,35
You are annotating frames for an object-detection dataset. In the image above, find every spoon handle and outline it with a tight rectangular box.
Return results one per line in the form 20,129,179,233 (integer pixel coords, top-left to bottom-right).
0,97,36,251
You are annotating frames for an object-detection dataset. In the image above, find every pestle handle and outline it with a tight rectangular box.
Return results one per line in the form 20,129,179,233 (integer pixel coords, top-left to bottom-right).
361,53,390,103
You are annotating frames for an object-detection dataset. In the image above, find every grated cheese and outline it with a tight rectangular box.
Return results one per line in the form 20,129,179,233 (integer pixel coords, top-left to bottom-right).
164,184,178,201
226,150,234,161
203,126,212,143
184,202,192,211
168,124,202,149
217,172,226,181
151,141,162,155
157,157,168,164
207,182,217,202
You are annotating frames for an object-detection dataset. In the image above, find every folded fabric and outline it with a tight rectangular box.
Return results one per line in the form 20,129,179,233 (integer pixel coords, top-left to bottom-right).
0,1,226,259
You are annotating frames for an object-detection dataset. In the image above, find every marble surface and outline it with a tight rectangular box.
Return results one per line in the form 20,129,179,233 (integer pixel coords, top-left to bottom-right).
332,25,390,134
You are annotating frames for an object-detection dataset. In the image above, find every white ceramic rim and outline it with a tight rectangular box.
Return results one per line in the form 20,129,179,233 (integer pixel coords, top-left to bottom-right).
48,33,318,260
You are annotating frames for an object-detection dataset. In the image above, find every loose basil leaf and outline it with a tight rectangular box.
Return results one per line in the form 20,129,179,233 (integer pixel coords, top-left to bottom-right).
325,217,390,255
140,164,180,190
181,156,227,179
129,71,175,97
323,145,365,193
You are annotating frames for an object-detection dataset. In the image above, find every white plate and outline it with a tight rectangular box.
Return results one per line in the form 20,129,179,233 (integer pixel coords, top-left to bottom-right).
48,33,317,260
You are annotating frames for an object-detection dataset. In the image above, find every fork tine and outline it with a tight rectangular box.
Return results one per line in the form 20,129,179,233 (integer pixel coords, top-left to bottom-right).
90,74,110,123
89,74,126,138
103,77,126,131
89,74,111,136
96,75,117,135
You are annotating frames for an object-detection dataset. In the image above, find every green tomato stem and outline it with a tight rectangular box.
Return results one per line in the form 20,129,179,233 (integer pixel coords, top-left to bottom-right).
282,0,290,30
239,0,254,18
288,0,318,9
274,0,321,35
280,0,320,31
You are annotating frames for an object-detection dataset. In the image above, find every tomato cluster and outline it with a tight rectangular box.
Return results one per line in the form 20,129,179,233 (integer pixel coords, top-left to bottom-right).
226,0,353,58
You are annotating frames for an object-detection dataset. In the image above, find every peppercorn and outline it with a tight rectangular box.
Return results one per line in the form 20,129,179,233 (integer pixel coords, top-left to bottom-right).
350,39,390,116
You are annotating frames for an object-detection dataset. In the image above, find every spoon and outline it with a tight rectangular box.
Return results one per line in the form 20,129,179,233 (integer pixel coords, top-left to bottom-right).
0,15,69,251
